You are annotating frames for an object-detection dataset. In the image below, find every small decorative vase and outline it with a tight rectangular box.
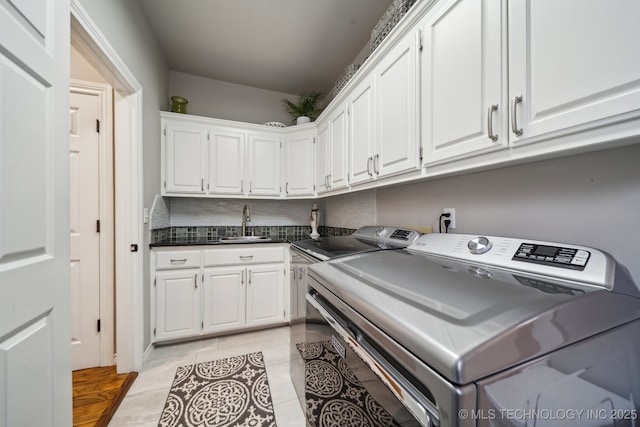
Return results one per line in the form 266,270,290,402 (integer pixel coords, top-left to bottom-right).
310,204,320,240
170,96,188,114
296,116,311,125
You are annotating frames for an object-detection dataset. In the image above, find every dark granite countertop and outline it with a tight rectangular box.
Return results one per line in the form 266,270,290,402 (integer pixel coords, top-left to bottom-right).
149,236,290,248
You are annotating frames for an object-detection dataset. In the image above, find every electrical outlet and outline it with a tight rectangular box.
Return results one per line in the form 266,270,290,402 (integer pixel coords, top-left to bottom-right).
443,208,456,229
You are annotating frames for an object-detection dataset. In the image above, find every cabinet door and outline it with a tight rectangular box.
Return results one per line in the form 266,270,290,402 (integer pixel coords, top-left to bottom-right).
155,269,201,341
163,121,207,194
208,128,245,195
248,132,282,196
246,265,285,327
284,129,315,197
376,29,421,175
329,107,349,190
421,0,505,164
508,0,640,147
349,77,376,186
316,122,330,194
202,267,246,333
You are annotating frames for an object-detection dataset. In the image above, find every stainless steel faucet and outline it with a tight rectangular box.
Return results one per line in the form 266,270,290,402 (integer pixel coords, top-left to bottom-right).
241,205,251,236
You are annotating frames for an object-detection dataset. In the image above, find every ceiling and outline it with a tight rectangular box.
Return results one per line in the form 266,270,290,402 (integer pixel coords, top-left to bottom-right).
137,0,394,96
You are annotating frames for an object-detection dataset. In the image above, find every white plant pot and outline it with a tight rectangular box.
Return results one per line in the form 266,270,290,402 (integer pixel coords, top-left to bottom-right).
296,116,311,125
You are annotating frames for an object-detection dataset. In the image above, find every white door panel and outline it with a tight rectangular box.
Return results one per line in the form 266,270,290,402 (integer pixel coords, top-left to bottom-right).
69,90,101,370
0,0,71,425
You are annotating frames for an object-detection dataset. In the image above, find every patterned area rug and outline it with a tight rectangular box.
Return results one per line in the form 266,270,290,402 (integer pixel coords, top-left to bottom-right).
297,341,400,427
158,351,277,427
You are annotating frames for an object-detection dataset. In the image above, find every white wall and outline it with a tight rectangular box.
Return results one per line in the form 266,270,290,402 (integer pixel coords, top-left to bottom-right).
76,0,169,351
169,71,300,125
376,143,640,285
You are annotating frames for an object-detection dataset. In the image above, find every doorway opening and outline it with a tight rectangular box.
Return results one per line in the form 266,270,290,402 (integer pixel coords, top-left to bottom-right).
71,2,144,373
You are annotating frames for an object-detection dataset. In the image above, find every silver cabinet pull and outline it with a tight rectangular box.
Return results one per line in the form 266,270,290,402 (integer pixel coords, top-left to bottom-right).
248,271,252,285
240,180,244,192
286,182,289,194
194,273,198,289
241,270,245,284
373,154,380,174
239,255,254,261
170,258,187,264
201,178,204,191
367,157,373,176
488,104,499,142
511,95,523,136
249,181,253,193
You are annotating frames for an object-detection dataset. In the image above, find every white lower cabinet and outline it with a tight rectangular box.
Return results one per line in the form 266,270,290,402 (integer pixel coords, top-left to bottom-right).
154,268,201,341
202,264,284,334
202,266,245,333
152,245,287,343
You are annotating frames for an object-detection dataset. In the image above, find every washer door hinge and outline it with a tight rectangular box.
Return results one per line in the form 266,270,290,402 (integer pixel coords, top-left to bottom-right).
97,319,101,333
96,119,100,133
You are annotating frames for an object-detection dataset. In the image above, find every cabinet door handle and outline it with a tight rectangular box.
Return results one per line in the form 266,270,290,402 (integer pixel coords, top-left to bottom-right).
201,178,204,191
367,157,373,176
194,273,198,289
511,95,523,136
239,255,254,261
373,154,380,175
170,258,187,264
488,104,499,142
240,180,244,192
286,182,289,194
241,270,245,284
248,271,252,285
249,181,253,193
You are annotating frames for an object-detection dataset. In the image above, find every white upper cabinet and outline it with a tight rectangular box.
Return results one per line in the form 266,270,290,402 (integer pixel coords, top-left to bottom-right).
329,107,349,191
316,122,330,194
421,0,640,166
161,113,284,198
317,105,349,194
374,29,421,177
247,132,282,196
284,127,316,197
163,119,207,194
508,0,640,147
421,0,506,165
207,127,245,195
349,76,376,186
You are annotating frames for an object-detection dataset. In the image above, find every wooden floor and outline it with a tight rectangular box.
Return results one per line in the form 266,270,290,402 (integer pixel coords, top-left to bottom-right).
72,366,138,427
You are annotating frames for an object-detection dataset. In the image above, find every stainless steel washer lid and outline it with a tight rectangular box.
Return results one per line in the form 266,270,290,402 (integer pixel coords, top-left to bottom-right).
291,226,421,261
309,249,640,385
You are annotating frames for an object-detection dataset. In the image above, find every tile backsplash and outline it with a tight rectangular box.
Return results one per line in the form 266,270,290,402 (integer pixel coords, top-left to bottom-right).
150,225,355,245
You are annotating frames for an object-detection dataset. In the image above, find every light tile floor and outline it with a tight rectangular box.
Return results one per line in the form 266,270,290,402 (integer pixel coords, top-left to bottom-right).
108,326,306,427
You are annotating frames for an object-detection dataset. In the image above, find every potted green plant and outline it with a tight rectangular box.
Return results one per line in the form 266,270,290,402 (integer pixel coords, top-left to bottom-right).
282,92,323,125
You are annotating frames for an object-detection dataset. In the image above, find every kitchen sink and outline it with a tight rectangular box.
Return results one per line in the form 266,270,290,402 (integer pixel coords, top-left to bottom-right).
219,235,272,243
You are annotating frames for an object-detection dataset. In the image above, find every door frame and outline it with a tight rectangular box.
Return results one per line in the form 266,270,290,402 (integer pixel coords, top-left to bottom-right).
71,1,144,372
70,81,115,367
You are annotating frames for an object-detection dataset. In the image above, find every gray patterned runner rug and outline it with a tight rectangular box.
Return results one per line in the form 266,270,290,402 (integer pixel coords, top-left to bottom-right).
297,341,400,427
158,351,277,427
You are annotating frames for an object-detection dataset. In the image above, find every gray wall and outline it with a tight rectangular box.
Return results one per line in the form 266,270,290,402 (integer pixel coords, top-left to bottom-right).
76,0,169,351
169,71,299,125
376,143,640,285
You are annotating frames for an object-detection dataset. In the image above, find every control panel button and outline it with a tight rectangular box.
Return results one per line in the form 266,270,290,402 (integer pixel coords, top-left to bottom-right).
468,237,492,254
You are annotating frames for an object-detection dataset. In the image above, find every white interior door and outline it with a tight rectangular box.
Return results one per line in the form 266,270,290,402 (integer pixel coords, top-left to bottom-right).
0,0,72,425
70,89,102,370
